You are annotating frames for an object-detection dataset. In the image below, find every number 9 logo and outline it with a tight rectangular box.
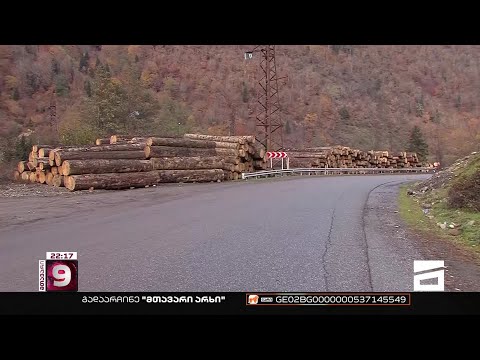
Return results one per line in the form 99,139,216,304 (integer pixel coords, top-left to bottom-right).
46,260,78,291
53,264,71,287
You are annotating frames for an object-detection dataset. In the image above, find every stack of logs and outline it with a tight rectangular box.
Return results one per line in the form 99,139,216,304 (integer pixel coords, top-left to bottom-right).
286,146,421,169
14,134,267,191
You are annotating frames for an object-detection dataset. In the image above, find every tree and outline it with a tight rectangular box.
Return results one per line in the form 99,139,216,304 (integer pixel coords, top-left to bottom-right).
79,51,90,73
415,94,424,117
12,88,20,101
285,120,292,134
339,106,350,123
15,135,32,160
84,64,128,134
55,75,70,96
242,82,249,103
408,125,429,161
84,80,92,97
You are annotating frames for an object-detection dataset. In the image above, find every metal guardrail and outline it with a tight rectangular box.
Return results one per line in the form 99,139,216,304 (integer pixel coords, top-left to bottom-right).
241,167,434,180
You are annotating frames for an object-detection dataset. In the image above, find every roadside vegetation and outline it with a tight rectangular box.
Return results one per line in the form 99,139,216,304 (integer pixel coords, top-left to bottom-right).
399,151,480,257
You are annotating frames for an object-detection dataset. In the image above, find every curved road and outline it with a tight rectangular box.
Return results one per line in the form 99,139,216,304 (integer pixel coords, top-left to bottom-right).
0,174,432,292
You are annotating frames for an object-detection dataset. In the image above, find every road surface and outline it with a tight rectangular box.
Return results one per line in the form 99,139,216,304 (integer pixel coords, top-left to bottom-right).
1,173,467,292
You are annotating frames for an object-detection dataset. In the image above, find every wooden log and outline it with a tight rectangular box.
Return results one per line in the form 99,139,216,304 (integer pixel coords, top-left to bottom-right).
38,171,47,184
51,166,58,176
57,165,63,176
233,172,239,180
38,162,51,171
147,137,215,148
17,161,29,173
252,146,266,160
65,169,224,191
28,151,37,162
38,148,54,158
184,134,247,144
27,162,36,171
145,146,239,159
32,157,49,168
223,156,241,165
29,172,36,183
55,150,146,166
110,135,146,144
46,172,54,186
147,137,240,149
32,144,50,153
95,138,111,146
150,157,227,171
13,170,20,181
63,159,153,176
21,172,30,181
288,152,328,158
51,144,146,153
53,175,64,187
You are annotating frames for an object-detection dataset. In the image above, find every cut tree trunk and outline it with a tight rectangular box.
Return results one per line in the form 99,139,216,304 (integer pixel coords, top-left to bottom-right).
65,169,224,191
17,161,29,173
28,151,37,162
65,172,159,191
27,162,36,171
53,175,64,187
32,144,51,153
55,150,146,166
38,171,47,184
21,172,30,181
51,167,58,176
95,138,111,146
147,137,216,148
46,172,54,186
288,152,327,158
38,162,51,171
184,134,247,144
38,148,53,158
223,156,241,165
150,157,226,171
29,172,36,182
57,165,63,176
145,146,239,159
62,159,154,176
33,157,49,168
13,170,20,180
52,144,146,153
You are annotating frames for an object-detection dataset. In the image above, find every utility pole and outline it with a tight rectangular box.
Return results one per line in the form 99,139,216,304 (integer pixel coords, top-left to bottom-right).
245,45,285,152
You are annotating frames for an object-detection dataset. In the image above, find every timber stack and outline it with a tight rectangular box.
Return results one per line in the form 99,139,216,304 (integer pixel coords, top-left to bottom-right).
286,146,422,169
14,133,266,191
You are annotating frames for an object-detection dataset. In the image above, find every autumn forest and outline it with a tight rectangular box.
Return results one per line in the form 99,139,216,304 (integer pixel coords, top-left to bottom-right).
1,45,480,168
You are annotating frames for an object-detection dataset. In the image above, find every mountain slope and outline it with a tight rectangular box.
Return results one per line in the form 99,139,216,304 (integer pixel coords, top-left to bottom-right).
1,45,480,165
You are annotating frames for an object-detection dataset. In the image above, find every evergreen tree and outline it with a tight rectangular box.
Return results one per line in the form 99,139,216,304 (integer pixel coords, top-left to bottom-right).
84,80,92,97
79,52,90,72
285,120,292,134
12,88,20,100
242,82,249,103
408,125,429,161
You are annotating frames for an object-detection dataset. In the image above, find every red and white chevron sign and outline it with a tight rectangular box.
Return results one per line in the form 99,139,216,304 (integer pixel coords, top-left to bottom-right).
266,151,288,159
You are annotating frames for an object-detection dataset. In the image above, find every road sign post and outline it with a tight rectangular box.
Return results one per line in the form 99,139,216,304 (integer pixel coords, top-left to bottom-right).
266,152,288,169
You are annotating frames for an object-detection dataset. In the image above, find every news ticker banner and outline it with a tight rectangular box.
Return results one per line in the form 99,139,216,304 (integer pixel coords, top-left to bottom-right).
1,292,480,315
37,254,448,295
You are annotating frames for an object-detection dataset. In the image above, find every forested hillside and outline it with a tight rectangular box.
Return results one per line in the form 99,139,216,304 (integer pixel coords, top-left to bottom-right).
1,45,480,166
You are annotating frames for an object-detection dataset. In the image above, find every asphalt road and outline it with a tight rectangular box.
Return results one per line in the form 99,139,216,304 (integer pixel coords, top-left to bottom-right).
0,174,434,292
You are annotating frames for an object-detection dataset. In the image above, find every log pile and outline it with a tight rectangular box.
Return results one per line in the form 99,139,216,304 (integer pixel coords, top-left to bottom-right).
14,134,266,191
286,146,421,168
